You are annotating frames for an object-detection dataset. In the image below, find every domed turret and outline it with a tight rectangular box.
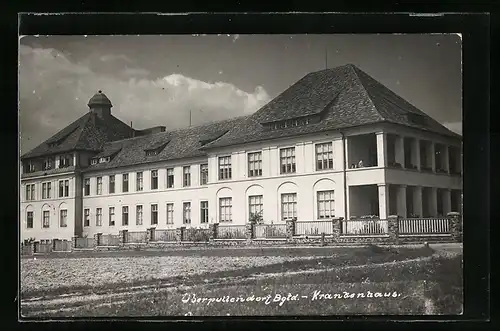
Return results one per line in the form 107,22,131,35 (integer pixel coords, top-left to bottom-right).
88,90,112,118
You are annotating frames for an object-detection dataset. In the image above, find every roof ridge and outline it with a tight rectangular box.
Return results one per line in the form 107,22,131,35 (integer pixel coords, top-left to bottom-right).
349,65,386,122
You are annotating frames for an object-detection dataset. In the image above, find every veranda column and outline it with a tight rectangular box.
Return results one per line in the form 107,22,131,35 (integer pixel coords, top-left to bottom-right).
376,132,387,167
443,189,452,216
443,145,450,174
397,185,407,218
377,184,389,219
395,135,405,167
413,186,423,218
430,142,436,172
414,139,421,170
429,187,438,217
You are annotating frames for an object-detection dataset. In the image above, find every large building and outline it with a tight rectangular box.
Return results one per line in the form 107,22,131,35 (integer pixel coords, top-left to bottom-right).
20,64,462,241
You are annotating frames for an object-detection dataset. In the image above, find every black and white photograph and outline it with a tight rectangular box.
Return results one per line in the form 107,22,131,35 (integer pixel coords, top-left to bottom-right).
19,32,464,317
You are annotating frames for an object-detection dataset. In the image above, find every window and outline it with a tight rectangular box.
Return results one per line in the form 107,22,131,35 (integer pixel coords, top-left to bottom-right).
99,157,110,163
96,208,102,226
60,209,67,227
183,166,191,187
200,164,208,185
200,201,209,223
280,148,296,174
25,184,35,201
122,174,129,192
166,203,174,224
122,206,129,226
84,178,90,196
151,170,158,189
91,159,98,165
183,202,191,224
43,158,53,170
249,195,263,218
84,208,90,227
316,143,334,170
42,210,50,228
59,154,72,168
248,152,263,177
136,205,143,225
219,197,232,222
281,193,297,221
317,190,335,219
26,211,33,228
219,156,232,180
136,172,143,191
42,182,51,199
109,207,115,226
166,168,174,188
109,175,115,193
151,204,158,225
96,177,103,195
59,180,64,197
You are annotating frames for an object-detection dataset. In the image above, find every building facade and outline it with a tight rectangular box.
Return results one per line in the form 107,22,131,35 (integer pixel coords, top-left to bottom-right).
20,64,462,241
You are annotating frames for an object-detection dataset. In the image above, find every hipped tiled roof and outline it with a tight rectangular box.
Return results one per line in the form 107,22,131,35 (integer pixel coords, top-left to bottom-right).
203,64,461,149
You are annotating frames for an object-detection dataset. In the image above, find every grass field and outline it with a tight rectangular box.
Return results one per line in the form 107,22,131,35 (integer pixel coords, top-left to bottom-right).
20,245,462,317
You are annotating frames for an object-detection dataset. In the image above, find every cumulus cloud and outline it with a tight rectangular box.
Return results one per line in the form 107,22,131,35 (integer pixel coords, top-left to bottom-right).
19,45,270,154
443,121,462,135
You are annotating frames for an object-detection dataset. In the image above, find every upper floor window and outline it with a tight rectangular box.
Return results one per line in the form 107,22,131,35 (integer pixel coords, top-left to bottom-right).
84,178,90,196
183,166,191,187
59,180,69,197
200,164,208,185
219,156,232,180
280,147,296,174
316,143,334,170
166,168,174,188
25,184,35,201
109,175,115,194
42,182,52,199
183,202,191,224
151,204,158,225
122,174,129,192
59,154,73,168
136,172,143,191
84,208,90,227
96,177,103,195
219,197,232,222
96,208,102,226
151,170,158,190
248,152,262,177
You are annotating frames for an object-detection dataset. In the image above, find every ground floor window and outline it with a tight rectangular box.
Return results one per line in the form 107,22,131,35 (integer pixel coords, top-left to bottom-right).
84,208,90,227
183,202,191,224
281,193,297,221
151,204,158,225
166,203,174,224
249,195,263,220
122,206,129,226
109,207,115,226
219,197,232,222
60,209,67,227
42,210,50,228
136,205,143,225
26,211,33,228
96,208,102,226
317,190,335,219
200,201,208,223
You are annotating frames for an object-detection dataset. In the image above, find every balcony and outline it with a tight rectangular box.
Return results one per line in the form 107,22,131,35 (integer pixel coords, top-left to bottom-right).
347,133,378,169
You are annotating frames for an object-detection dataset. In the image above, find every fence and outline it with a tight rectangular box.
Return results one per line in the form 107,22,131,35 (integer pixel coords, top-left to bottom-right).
153,229,177,242
53,239,71,251
99,234,120,246
341,219,389,236
126,231,148,243
75,237,94,248
183,228,211,242
216,225,246,239
399,218,450,235
255,224,287,239
295,220,334,236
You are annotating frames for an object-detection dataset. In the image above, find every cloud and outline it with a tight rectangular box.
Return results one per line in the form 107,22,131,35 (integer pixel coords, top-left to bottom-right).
443,121,462,135
19,45,270,154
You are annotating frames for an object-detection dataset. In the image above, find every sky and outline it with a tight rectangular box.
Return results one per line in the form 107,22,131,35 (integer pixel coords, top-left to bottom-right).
18,34,462,155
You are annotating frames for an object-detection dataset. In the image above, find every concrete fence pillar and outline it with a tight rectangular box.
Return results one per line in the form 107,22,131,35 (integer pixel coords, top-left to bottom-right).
332,217,343,241
209,223,219,240
246,221,255,243
119,230,128,246
447,212,462,242
388,215,400,244
148,227,155,242
94,233,102,248
71,236,77,250
286,219,296,239
176,227,186,241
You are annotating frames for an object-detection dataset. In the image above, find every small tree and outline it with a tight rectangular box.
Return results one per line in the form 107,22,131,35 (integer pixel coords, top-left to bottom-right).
249,211,263,224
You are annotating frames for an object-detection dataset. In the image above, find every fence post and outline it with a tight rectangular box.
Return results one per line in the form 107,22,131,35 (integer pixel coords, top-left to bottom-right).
332,217,342,242
209,223,219,241
71,236,77,251
286,219,296,241
387,215,400,245
148,227,155,242
176,227,186,241
94,233,102,248
246,221,255,244
119,230,128,246
447,212,462,242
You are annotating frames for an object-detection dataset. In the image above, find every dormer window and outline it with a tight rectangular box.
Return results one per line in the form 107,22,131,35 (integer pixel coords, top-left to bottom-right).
264,115,315,131
99,157,110,163
59,154,73,168
43,158,53,170
145,150,158,156
144,141,169,156
91,158,98,165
